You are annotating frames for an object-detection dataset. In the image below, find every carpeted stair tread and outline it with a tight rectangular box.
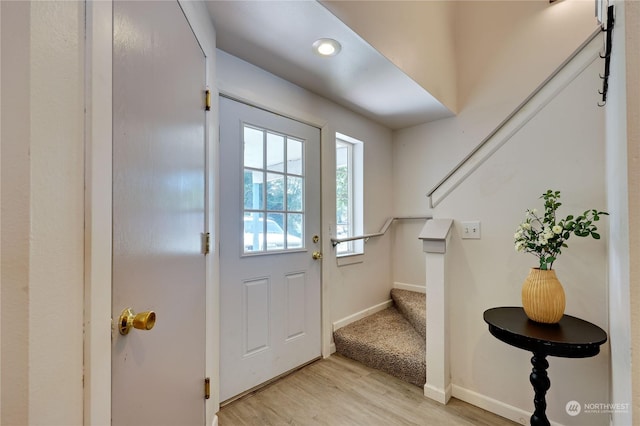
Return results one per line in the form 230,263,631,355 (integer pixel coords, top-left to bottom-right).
333,306,425,387
391,288,426,340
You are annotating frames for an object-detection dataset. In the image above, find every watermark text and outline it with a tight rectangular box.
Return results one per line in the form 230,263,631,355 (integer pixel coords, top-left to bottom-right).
565,400,630,416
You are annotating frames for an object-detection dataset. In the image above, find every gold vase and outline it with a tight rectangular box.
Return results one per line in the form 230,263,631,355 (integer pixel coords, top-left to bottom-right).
521,268,566,324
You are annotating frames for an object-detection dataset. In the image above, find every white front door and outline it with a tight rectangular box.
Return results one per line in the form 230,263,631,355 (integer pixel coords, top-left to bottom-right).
219,97,322,402
111,1,207,424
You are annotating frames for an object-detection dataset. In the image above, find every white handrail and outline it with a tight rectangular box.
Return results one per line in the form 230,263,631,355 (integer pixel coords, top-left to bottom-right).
331,216,432,247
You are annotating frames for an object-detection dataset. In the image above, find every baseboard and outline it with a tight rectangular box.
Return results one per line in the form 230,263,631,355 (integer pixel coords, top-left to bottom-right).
424,383,452,404
329,342,336,354
451,384,564,426
393,282,426,293
332,299,393,332
211,414,218,426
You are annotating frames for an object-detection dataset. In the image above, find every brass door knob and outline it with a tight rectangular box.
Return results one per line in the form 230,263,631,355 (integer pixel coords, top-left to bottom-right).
119,307,156,335
312,251,323,260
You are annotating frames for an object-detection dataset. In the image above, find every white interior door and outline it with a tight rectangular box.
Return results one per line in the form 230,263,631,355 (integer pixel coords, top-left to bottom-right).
111,1,207,424
219,97,322,402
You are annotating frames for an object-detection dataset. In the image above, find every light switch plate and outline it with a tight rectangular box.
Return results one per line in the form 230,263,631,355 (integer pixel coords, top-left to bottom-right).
461,221,481,239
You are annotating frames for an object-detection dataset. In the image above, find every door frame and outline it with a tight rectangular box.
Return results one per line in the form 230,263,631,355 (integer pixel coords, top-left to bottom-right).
83,2,219,425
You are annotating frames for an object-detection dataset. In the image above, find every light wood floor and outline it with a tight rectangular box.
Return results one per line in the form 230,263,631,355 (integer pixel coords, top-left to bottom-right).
218,354,518,425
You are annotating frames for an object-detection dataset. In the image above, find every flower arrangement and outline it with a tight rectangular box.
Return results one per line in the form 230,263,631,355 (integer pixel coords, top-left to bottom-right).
514,190,608,270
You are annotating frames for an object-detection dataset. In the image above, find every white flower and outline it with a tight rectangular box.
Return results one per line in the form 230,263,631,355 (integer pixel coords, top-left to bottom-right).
541,227,552,239
522,223,532,230
552,225,563,234
515,241,525,252
538,236,548,246
514,230,523,239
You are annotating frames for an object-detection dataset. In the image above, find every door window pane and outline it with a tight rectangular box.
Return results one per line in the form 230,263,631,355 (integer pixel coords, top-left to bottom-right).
244,212,265,253
244,126,263,169
244,170,264,210
267,133,285,172
287,139,303,175
265,213,285,251
266,173,284,211
287,176,303,212
287,213,304,249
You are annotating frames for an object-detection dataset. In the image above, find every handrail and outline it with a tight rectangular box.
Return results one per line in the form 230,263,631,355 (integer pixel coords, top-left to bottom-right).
426,28,601,208
331,216,432,247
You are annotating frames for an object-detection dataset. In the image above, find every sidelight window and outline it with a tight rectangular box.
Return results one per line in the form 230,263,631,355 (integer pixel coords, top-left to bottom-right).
336,133,363,256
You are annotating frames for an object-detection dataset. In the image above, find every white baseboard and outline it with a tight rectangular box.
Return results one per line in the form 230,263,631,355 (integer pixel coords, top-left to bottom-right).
332,299,393,332
424,383,452,404
211,414,218,426
452,385,528,425
329,342,336,354
393,282,426,293
451,384,565,426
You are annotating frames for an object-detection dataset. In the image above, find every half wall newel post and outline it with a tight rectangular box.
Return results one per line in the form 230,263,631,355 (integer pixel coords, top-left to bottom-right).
419,218,453,404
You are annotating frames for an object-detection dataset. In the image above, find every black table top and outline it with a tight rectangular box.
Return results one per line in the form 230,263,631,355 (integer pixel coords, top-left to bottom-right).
484,307,608,358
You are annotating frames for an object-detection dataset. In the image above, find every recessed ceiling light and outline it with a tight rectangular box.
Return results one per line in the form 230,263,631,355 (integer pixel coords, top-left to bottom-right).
313,38,341,57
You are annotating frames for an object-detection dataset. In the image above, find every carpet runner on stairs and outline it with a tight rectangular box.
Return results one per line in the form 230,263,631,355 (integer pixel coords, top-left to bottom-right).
333,289,426,387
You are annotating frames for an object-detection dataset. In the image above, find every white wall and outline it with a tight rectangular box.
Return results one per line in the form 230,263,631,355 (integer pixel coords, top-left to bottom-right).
0,2,3,417
1,2,30,421
606,1,640,424
392,0,599,293
627,1,640,419
1,1,85,424
216,50,395,354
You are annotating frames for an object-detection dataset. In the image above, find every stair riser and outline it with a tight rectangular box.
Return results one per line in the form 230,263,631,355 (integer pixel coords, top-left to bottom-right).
391,289,426,340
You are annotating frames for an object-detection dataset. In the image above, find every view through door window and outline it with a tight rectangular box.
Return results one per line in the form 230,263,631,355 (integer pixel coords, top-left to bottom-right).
243,124,305,253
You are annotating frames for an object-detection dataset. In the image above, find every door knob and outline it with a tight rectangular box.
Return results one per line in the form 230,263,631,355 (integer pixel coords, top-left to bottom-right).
118,307,156,335
312,251,323,260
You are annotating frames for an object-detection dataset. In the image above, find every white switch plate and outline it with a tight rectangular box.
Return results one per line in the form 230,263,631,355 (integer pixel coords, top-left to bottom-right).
461,221,481,239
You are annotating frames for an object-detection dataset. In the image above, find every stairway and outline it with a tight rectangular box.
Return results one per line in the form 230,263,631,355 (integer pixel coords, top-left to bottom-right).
333,289,426,387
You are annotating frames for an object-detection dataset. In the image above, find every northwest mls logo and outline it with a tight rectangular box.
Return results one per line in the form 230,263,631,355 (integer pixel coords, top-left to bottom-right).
566,400,581,416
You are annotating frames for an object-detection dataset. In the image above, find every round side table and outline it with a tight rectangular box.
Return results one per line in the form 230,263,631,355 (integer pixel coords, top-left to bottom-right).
484,307,607,426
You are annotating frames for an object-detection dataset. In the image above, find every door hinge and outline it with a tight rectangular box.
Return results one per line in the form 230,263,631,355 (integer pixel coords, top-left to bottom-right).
205,89,211,111
202,232,211,255
204,377,211,400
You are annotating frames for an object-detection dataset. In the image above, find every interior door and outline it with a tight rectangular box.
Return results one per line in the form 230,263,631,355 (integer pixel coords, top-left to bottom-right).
219,97,322,402
112,1,207,424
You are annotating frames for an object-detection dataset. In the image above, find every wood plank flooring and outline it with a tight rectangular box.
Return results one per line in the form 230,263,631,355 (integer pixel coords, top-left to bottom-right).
217,354,518,425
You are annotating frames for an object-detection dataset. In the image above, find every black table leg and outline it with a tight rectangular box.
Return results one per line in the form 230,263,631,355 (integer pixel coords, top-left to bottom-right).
529,353,550,426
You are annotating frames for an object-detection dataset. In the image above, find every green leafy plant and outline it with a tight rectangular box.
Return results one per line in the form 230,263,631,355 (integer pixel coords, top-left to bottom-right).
514,190,608,270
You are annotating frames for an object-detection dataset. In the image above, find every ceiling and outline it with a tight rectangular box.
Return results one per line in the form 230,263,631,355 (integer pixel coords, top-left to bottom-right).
205,0,454,130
